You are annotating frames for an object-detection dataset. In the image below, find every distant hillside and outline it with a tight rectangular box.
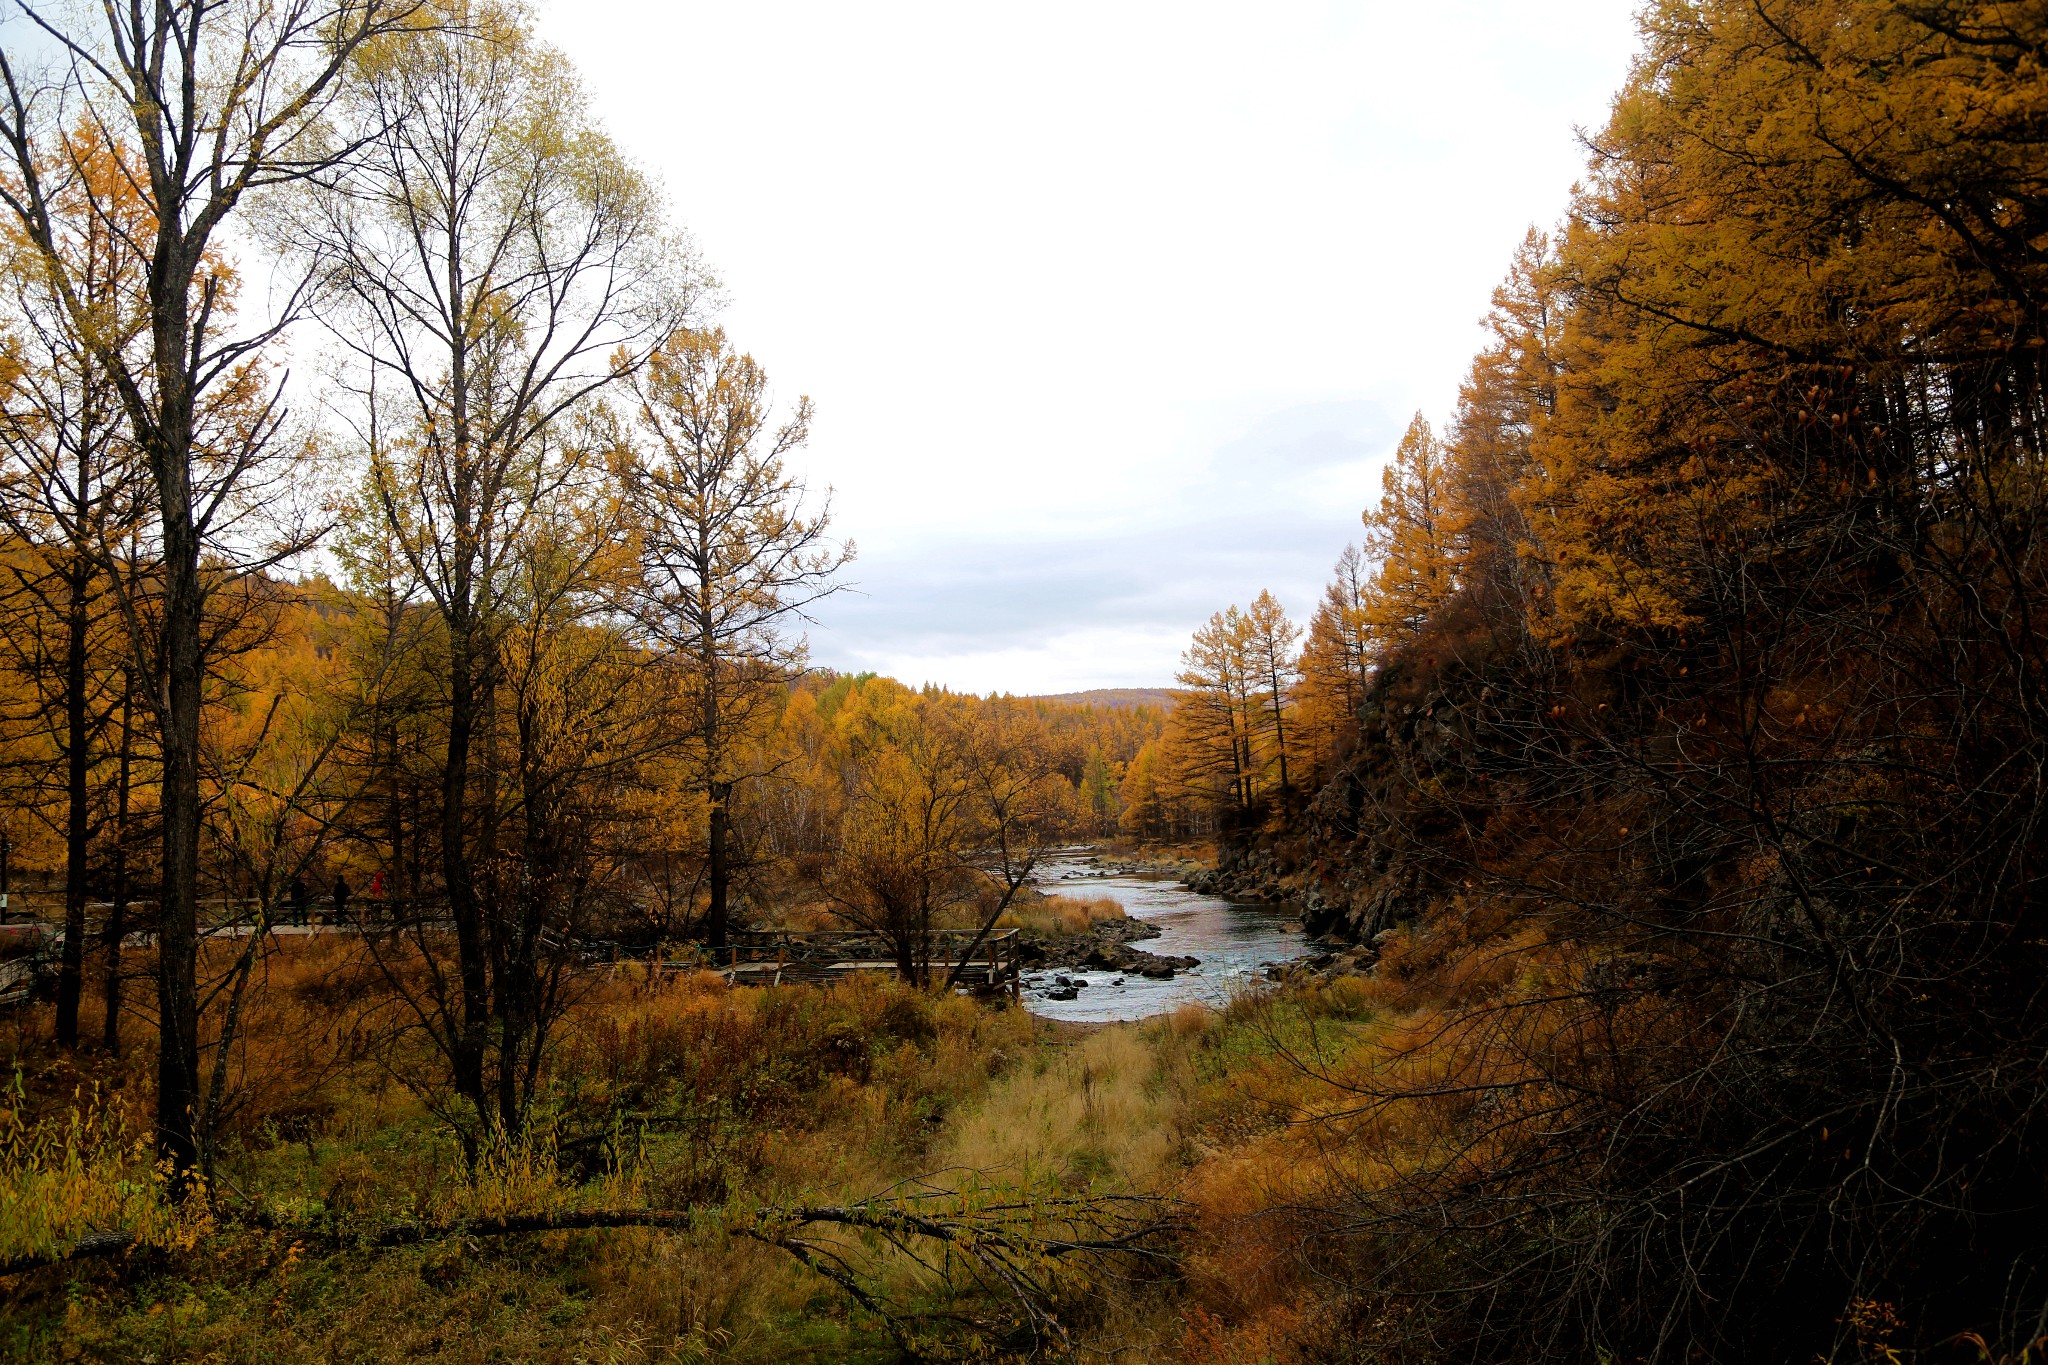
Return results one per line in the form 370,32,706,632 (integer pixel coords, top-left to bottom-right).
1030,688,1177,711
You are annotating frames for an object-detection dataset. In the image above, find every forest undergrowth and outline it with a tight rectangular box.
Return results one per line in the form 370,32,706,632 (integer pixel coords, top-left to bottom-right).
0,941,1401,1364
6,892,1984,1364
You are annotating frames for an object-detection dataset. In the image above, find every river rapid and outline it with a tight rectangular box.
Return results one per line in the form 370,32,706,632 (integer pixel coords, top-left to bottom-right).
1021,852,1312,1023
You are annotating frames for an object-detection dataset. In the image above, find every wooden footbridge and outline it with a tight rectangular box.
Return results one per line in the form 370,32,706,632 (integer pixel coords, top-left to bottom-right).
704,929,1025,997
0,902,1028,1008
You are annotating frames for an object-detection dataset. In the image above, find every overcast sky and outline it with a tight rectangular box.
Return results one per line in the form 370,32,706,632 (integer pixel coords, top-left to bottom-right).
533,1,1643,694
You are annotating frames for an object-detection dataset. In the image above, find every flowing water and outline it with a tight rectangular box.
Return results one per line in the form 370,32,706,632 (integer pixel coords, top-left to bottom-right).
1021,852,1313,1023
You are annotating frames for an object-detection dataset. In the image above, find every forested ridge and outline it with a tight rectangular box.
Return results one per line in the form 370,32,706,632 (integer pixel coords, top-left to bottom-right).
1147,0,2048,1358
0,0,2044,1360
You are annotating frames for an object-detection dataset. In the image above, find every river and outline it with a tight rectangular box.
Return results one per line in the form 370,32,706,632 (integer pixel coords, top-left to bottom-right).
1020,852,1312,1023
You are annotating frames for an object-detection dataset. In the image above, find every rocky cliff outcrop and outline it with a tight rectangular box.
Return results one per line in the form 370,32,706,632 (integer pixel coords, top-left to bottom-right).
1183,661,1489,946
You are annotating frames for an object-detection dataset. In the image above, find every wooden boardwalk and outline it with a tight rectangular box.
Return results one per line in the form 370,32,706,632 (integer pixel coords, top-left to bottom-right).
0,911,1028,1006
706,929,1025,997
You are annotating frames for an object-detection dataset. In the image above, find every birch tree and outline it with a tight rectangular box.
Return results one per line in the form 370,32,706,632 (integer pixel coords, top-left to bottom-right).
302,0,696,1135
0,0,425,1175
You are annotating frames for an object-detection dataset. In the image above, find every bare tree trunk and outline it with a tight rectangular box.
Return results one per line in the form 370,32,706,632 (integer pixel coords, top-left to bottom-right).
943,865,1033,992
1267,670,1291,798
699,572,731,949
443,615,490,1137
892,915,917,984
103,674,131,1054
1229,702,1251,813
200,898,269,1183
152,383,205,1180
497,766,551,1136
706,780,731,948
55,559,89,1047
387,720,403,918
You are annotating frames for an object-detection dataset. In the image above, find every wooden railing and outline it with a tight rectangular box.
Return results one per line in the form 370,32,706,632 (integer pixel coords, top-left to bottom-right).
690,929,1025,997
0,910,1029,1007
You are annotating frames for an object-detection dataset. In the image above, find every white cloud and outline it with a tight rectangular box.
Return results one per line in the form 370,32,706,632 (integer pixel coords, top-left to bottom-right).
535,0,1642,691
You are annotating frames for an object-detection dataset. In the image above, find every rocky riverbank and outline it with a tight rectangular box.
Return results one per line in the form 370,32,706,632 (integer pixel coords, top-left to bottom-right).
1045,846,1210,884
1264,942,1378,983
1016,917,1200,980
1182,844,1291,904
1180,825,1428,949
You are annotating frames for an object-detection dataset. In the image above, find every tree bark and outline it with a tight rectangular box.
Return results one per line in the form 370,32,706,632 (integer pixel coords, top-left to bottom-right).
1267,665,1292,798
153,498,203,1177
55,558,89,1047
102,675,131,1054
147,253,205,1179
442,613,490,1138
706,780,731,948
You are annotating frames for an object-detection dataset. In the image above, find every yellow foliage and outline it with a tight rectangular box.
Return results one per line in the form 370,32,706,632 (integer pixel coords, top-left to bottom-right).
0,1078,210,1265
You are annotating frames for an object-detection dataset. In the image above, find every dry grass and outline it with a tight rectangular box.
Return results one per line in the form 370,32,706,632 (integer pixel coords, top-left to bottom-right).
941,1024,1175,1194
0,943,1059,1362
0,924,1425,1364
1099,841,1216,869
997,893,1127,935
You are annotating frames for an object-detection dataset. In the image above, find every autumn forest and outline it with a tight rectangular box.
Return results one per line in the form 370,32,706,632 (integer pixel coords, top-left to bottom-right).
2,1,2046,1362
